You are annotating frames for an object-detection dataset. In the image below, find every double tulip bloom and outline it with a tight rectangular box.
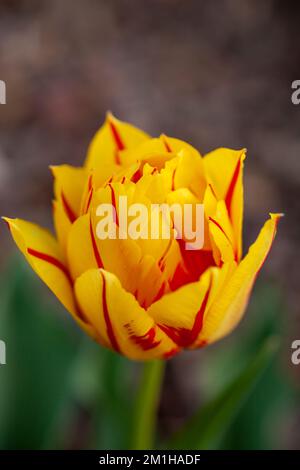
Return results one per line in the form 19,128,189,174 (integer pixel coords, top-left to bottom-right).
4,114,281,360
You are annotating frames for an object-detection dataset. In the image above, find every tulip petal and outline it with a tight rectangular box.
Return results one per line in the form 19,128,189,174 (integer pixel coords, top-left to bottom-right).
74,268,179,360
67,213,100,280
196,213,282,345
51,165,87,252
203,148,246,260
52,199,71,255
90,183,171,306
160,135,202,161
3,217,96,339
147,268,213,348
94,230,166,309
85,113,149,169
120,138,174,169
51,165,87,221
166,148,206,199
208,200,236,263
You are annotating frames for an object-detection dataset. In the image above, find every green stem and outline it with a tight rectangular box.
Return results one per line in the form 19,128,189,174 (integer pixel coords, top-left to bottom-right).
131,360,166,450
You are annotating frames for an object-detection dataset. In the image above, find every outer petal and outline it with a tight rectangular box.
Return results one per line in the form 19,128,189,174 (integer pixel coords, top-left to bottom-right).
3,217,96,339
147,268,213,348
52,199,71,254
196,213,282,346
208,200,236,263
85,113,149,169
51,165,87,251
67,213,100,280
51,165,87,221
74,268,179,360
203,148,246,260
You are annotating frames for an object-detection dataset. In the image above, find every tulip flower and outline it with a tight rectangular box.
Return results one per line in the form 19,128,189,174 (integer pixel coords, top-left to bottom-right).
3,113,281,361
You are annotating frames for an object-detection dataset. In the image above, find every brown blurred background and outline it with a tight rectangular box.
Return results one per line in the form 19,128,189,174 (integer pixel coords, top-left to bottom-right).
0,0,300,449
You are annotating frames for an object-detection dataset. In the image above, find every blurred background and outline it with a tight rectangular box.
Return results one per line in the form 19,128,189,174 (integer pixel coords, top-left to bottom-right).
0,0,299,450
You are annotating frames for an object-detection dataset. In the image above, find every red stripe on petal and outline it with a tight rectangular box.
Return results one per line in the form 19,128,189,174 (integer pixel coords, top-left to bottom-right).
125,323,161,351
163,347,180,359
108,119,125,165
225,158,241,217
109,184,119,226
27,247,91,323
189,278,212,342
171,168,176,191
131,167,143,183
209,216,237,261
100,271,120,353
162,135,172,153
27,248,72,285
208,183,217,199
209,217,231,244
158,278,212,348
85,188,93,214
89,217,103,268
109,119,125,151
88,174,93,191
61,191,76,223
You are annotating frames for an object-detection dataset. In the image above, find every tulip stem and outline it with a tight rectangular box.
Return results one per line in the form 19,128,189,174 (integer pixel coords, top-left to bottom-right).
131,359,166,450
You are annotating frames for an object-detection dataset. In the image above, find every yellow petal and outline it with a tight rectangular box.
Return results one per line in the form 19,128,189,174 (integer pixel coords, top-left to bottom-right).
74,268,179,360
120,137,174,169
208,200,236,263
89,188,161,306
160,135,202,160
52,199,71,255
137,165,175,203
203,148,246,260
3,217,96,339
147,268,213,348
51,165,87,222
67,213,100,280
85,113,149,169
166,148,206,199
51,165,87,252
166,187,202,242
196,213,282,346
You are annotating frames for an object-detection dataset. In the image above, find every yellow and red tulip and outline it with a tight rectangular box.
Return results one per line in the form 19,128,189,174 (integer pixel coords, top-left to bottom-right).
3,113,281,360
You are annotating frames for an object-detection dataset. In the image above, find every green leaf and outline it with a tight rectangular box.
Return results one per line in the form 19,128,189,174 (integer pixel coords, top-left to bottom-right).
217,283,296,450
0,257,81,449
167,336,279,450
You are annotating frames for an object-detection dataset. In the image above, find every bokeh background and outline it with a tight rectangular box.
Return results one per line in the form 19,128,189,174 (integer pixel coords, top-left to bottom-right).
0,0,299,449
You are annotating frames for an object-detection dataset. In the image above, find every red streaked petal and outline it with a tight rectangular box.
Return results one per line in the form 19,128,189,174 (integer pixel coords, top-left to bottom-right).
27,247,72,285
61,190,77,223
100,270,121,353
89,217,103,268
225,157,241,218
158,277,211,348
